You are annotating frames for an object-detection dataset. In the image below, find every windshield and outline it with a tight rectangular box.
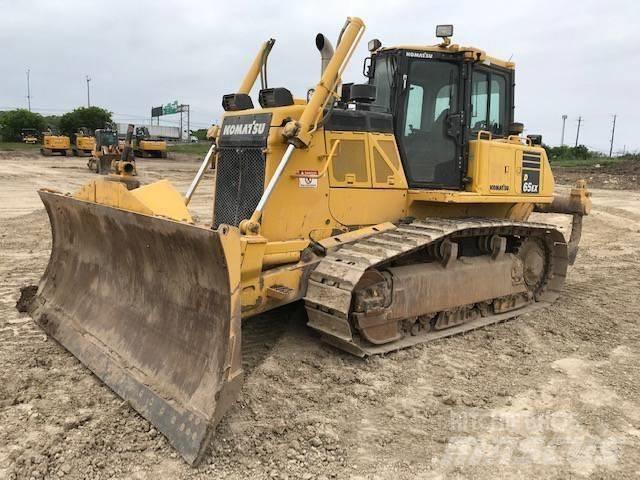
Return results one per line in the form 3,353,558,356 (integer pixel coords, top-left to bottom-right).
398,59,460,188
99,132,117,146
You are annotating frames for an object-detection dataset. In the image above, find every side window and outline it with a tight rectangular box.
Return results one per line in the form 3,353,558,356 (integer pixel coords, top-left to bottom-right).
489,76,506,133
403,84,424,135
471,72,488,130
372,56,392,112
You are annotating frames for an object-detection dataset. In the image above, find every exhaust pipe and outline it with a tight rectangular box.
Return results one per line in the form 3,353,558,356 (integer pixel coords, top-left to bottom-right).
315,33,334,75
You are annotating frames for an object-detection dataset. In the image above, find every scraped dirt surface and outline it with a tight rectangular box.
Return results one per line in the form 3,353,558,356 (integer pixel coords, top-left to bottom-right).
554,157,640,191
1,152,639,479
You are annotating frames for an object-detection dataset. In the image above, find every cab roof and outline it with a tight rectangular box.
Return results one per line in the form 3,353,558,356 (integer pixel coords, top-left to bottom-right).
380,43,515,70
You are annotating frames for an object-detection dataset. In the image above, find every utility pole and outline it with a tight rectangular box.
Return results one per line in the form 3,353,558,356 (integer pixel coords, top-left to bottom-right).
86,75,91,107
26,69,32,112
609,114,617,157
186,105,190,141
575,116,582,147
560,114,567,146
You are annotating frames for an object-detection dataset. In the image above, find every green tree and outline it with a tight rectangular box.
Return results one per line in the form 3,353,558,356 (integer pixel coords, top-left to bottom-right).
59,107,112,136
192,128,208,141
43,115,62,131
0,109,46,141
544,144,597,162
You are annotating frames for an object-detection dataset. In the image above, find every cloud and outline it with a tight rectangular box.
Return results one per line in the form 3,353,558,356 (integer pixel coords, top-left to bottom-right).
1,0,638,151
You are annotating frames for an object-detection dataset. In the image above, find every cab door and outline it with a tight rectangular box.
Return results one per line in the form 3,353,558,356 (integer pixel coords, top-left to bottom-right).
394,54,465,190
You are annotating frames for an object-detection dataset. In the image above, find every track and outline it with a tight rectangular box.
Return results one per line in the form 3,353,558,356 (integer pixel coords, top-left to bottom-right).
305,218,568,355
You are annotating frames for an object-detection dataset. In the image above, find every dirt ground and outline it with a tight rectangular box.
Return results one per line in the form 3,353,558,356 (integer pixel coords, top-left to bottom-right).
1,151,639,480
554,157,640,191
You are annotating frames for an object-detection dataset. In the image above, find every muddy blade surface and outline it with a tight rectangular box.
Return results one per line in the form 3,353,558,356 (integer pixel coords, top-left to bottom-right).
29,191,239,465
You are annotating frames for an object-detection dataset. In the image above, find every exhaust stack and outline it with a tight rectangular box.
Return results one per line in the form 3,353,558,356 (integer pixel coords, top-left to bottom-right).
315,33,335,75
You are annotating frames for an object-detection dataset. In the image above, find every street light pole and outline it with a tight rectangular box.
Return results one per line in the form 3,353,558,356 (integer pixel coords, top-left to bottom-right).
560,114,567,146
26,69,32,112
86,75,91,107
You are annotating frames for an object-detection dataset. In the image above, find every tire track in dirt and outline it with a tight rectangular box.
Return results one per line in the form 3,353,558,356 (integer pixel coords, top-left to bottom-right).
1,152,639,479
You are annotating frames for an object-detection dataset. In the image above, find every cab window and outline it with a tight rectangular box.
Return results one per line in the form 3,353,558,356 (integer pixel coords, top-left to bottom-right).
470,70,507,135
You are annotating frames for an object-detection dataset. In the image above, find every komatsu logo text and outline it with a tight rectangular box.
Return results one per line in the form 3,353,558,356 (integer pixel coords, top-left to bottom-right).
222,121,267,136
406,51,434,59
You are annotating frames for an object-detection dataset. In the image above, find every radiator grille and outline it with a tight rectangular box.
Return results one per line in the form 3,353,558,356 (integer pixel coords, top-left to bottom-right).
213,147,265,228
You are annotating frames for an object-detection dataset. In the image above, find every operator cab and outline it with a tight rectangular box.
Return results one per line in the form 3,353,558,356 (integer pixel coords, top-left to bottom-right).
366,25,515,190
95,129,117,149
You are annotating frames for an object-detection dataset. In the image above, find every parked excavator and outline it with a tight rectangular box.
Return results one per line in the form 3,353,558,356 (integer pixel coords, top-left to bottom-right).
40,128,72,156
24,18,591,465
72,127,96,156
134,126,168,158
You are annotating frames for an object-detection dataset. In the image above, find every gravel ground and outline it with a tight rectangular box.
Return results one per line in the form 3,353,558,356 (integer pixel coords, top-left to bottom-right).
1,152,639,479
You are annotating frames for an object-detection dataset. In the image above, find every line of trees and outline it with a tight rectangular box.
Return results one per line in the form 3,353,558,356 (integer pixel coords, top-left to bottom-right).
0,107,112,141
543,144,597,161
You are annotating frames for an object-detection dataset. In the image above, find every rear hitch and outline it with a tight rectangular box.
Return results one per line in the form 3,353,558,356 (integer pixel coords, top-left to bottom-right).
535,180,591,265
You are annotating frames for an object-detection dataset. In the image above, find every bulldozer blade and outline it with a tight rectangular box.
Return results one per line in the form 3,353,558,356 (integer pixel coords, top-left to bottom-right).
28,191,243,465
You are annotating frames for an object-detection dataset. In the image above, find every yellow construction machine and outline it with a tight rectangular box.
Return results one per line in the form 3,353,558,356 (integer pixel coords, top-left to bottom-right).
134,126,168,158
40,128,72,156
87,123,138,185
21,128,39,144
25,18,591,464
72,127,96,156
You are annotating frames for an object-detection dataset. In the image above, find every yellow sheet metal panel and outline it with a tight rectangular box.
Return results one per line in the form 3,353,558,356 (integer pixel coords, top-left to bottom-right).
73,179,154,215
329,188,407,227
139,140,167,151
467,139,554,200
327,131,371,188
76,136,95,150
130,180,193,222
369,133,407,189
43,135,71,149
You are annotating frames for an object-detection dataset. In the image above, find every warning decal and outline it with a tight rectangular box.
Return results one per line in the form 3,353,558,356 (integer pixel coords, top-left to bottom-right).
297,170,318,188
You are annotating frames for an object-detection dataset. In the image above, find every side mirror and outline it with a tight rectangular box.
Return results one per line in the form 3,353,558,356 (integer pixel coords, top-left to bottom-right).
363,57,374,78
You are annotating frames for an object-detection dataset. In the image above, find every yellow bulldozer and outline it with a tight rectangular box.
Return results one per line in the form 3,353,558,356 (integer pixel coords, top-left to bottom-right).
24,18,591,464
40,128,72,156
134,126,168,158
72,127,96,156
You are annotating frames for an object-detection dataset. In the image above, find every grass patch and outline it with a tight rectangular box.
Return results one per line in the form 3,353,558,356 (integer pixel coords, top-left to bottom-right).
549,156,616,168
168,142,211,156
0,142,40,151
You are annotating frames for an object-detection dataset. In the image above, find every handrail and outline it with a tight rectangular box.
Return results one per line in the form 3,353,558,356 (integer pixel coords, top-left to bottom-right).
289,139,341,179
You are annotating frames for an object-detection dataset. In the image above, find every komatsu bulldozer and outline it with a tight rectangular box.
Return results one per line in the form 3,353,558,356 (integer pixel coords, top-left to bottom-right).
25,18,591,465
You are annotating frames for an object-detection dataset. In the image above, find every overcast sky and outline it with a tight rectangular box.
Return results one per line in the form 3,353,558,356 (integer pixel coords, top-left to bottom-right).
1,0,638,152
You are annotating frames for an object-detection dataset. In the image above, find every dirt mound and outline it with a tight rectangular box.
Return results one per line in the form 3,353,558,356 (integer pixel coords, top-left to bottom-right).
1,151,639,479
555,158,640,190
